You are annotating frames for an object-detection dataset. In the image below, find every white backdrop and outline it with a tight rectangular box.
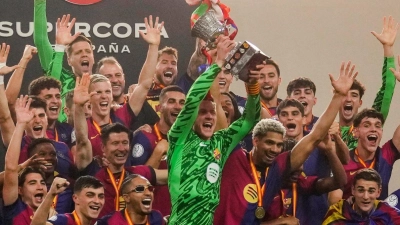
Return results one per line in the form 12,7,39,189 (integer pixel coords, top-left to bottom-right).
227,0,400,193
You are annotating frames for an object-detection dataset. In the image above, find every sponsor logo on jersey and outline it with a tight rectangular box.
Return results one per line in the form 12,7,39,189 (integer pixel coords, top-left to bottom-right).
206,163,220,183
243,184,258,203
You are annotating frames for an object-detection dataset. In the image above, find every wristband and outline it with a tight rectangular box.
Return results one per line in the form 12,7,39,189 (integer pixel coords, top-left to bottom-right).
0,76,4,85
245,82,260,95
0,62,5,70
54,44,66,52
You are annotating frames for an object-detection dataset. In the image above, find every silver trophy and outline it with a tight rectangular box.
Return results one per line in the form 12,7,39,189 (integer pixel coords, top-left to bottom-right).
191,10,226,49
224,41,270,82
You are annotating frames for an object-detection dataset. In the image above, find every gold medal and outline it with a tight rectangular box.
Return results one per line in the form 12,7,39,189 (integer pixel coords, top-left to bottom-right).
255,206,265,219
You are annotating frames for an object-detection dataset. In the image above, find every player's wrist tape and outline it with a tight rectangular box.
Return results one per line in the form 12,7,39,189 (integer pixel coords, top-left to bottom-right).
245,82,260,95
0,63,5,70
0,76,4,85
54,44,66,52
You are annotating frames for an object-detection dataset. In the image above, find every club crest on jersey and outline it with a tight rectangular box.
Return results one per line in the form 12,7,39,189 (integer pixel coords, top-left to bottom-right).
386,194,399,208
213,148,221,160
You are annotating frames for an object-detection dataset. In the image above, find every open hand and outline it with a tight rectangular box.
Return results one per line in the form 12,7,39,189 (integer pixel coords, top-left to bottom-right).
56,14,81,45
74,73,96,106
15,95,34,124
139,15,164,46
329,61,358,96
0,43,18,75
371,16,399,47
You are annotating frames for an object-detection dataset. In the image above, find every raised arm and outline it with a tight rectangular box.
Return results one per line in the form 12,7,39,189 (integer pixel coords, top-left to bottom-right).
388,56,400,151
33,0,53,72
0,43,18,146
31,177,69,225
129,15,163,115
210,76,228,130
314,135,347,194
168,36,234,145
74,73,95,170
222,65,261,153
3,96,33,206
5,45,37,122
290,61,358,171
371,16,398,121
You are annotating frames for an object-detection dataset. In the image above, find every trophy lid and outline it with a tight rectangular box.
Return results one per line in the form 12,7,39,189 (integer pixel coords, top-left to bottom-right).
191,10,226,49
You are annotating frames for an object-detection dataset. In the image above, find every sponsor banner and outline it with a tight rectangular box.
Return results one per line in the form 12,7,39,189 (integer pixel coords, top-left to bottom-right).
1,0,196,92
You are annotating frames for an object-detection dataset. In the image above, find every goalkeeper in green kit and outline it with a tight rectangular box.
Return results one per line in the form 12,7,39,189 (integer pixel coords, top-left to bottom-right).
167,35,261,225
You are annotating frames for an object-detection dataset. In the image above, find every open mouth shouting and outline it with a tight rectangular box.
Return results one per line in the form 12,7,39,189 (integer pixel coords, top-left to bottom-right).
99,101,109,110
300,101,308,108
81,60,90,72
366,134,378,146
286,123,297,132
203,122,213,130
343,104,353,117
34,193,44,204
219,81,226,88
142,198,152,209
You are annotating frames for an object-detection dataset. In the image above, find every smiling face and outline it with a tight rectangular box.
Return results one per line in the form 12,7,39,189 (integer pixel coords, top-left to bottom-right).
89,81,113,118
74,187,105,220
37,88,62,122
278,106,305,141
253,131,284,168
102,132,130,166
259,65,281,102
124,176,154,215
217,69,234,93
19,173,47,210
352,179,381,214
340,90,363,125
159,91,185,127
288,87,316,117
99,62,125,100
155,53,178,87
29,142,57,175
26,108,48,139
194,100,217,140
353,117,383,154
67,41,94,77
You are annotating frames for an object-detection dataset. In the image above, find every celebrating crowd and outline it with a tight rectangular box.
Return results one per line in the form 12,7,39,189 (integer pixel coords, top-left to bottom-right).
1,0,400,225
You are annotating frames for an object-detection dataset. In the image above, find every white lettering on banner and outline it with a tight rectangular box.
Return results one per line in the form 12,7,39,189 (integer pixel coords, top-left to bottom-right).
0,21,169,39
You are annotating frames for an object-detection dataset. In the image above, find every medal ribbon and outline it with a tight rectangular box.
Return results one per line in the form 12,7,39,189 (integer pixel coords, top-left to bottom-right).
72,211,82,225
153,123,163,142
260,101,273,117
280,183,297,217
106,168,126,210
124,208,150,225
355,148,375,169
249,152,269,209
93,119,112,134
151,79,165,90
54,128,59,142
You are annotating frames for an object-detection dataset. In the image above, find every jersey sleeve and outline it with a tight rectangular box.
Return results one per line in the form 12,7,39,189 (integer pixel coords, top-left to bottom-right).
128,132,154,166
47,213,68,225
372,56,396,121
218,87,260,157
168,64,221,146
381,139,400,165
114,103,136,129
33,0,53,73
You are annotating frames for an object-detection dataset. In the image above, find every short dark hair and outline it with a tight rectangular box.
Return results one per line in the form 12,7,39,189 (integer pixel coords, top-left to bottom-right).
65,90,74,109
18,166,46,187
28,76,61,96
74,176,104,193
158,46,178,61
27,138,55,157
159,85,185,103
282,138,298,153
264,59,280,76
353,108,384,127
120,174,148,195
277,99,305,117
221,92,241,123
100,123,132,145
350,79,366,99
286,77,316,96
29,97,47,112
66,35,93,57
353,168,382,188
